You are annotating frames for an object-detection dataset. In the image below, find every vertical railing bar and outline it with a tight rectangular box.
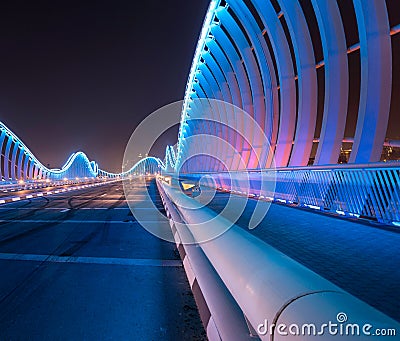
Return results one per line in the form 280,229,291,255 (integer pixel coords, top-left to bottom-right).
346,171,360,214
360,170,375,218
366,171,384,222
345,171,359,214
388,169,400,221
352,170,367,215
380,170,395,222
333,171,345,211
376,170,391,223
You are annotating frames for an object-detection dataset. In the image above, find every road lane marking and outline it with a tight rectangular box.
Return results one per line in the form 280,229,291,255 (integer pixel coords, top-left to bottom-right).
0,207,68,210
11,197,21,202
0,207,130,210
0,253,182,267
0,219,164,224
60,209,70,213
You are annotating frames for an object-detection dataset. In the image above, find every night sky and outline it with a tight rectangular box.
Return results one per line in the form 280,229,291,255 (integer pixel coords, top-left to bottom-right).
0,1,210,172
0,1,399,172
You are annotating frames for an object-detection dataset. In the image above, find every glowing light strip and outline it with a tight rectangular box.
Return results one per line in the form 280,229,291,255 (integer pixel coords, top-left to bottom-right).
0,121,98,178
174,0,220,169
100,157,165,177
0,121,164,180
164,145,177,170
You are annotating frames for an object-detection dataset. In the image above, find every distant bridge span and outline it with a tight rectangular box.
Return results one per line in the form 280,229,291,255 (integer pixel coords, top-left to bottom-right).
0,121,163,182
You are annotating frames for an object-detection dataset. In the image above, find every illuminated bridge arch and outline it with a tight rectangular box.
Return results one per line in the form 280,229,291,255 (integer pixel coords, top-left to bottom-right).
100,156,164,178
173,0,398,173
0,121,164,181
0,121,100,181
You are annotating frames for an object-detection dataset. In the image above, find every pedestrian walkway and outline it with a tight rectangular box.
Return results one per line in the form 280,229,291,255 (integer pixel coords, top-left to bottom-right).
207,193,400,322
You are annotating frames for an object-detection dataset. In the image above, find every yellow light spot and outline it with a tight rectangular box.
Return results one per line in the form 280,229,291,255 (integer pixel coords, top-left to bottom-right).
181,182,196,190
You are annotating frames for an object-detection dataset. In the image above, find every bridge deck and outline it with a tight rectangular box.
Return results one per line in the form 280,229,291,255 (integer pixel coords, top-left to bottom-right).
0,181,205,340
207,192,400,323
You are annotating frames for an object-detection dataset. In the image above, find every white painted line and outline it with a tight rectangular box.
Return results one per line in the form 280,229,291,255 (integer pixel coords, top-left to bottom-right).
0,252,182,267
37,193,44,197
0,206,127,210
0,207,65,210
60,209,70,213
47,192,53,195
12,197,21,202
54,190,59,194
26,195,33,199
0,219,159,225
0,200,5,204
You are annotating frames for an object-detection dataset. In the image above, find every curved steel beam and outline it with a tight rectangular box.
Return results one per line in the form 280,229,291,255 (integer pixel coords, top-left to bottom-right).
251,0,297,167
226,0,279,168
350,0,392,163
216,7,266,169
312,0,348,165
278,0,318,167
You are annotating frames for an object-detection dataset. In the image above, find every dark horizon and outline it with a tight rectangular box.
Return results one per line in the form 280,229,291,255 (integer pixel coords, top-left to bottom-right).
0,1,210,172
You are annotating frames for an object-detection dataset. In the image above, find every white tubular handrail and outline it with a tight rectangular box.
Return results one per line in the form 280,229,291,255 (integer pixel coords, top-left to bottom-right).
160,180,400,340
157,181,254,340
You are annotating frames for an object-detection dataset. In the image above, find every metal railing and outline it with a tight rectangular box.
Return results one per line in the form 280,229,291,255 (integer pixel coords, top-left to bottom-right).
272,164,400,225
0,177,109,193
157,178,400,340
178,162,400,226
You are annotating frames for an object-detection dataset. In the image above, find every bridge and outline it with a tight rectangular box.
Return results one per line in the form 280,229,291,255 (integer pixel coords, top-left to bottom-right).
1,1,399,340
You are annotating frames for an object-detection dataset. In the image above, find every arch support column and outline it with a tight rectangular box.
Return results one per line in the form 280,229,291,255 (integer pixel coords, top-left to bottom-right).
350,0,392,163
312,0,348,165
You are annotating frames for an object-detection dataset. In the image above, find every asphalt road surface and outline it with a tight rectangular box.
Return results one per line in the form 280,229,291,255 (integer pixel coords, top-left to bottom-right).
0,180,205,340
